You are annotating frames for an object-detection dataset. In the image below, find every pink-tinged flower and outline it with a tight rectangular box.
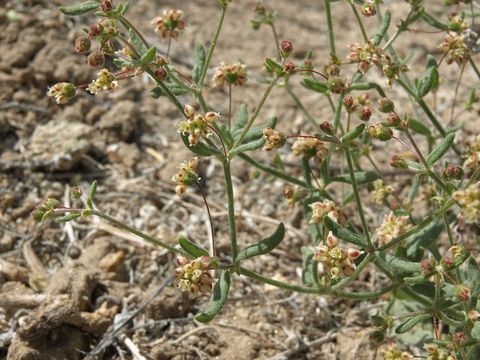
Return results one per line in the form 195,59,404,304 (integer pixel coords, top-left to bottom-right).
292,138,328,165
376,212,411,246
175,256,214,297
152,9,185,40
212,62,247,87
263,128,286,151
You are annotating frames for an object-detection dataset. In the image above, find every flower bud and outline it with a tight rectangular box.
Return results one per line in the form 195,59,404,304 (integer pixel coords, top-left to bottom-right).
343,96,355,112
175,184,186,196
176,256,189,266
88,24,102,39
326,231,338,248
368,123,393,141
386,112,401,126
184,104,196,118
341,263,355,276
377,97,394,113
455,284,471,301
279,40,293,58
87,50,105,68
468,310,480,321
356,105,373,122
453,332,465,345
71,186,82,200
420,258,436,273
101,0,113,12
283,62,296,74
327,76,346,94
320,121,334,135
154,67,167,81
205,112,220,122
389,155,408,168
361,3,376,17
283,186,294,199
47,82,76,104
188,157,199,169
74,36,91,54
442,164,464,180
347,248,361,260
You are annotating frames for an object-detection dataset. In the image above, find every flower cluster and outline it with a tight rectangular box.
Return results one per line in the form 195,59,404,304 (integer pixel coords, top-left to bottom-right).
372,179,394,205
47,82,76,104
314,232,361,279
309,200,347,226
262,128,286,151
212,62,248,87
438,33,469,65
424,343,455,360
383,344,413,360
175,256,214,297
32,198,60,222
347,41,383,73
291,138,328,165
376,212,411,245
463,135,480,171
452,182,480,224
369,123,393,141
172,157,200,196
87,69,119,94
152,10,185,39
178,105,220,146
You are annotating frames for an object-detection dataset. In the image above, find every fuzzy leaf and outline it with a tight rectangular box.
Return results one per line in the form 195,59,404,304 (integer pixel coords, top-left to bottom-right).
373,10,391,46
59,1,99,15
180,134,222,157
86,180,97,209
408,118,432,137
301,247,318,286
264,57,283,75
427,133,455,166
341,124,365,144
192,43,206,85
382,253,421,275
149,84,189,98
395,313,431,334
416,57,439,98
236,223,285,262
178,238,209,258
302,78,328,93
55,212,81,223
140,46,156,65
231,104,248,134
128,28,148,56
228,137,265,158
195,269,230,323
233,117,277,143
323,217,367,247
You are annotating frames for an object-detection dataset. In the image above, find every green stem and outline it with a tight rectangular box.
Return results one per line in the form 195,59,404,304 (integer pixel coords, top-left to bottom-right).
119,16,150,49
239,267,397,299
238,153,309,188
344,149,373,249
269,23,281,59
145,68,185,116
198,5,227,89
469,56,480,80
350,2,369,42
324,0,336,55
232,78,278,149
302,158,313,187
197,92,209,112
91,210,187,256
223,161,238,262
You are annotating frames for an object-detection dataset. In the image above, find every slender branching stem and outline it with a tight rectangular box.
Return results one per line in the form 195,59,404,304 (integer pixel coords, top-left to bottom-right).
196,181,217,257
324,0,336,55
350,2,369,42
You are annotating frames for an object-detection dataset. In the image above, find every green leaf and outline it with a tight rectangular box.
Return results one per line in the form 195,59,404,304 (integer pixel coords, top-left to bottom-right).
416,56,439,98
347,82,386,97
408,118,432,137
128,28,148,56
301,247,318,286
302,78,328,93
113,58,136,69
395,313,431,334
330,171,379,185
180,134,222,157
120,2,130,15
59,1,99,15
140,46,156,65
323,217,367,247
86,180,97,209
427,133,455,166
231,103,248,135
467,257,480,308
192,43,206,85
422,12,449,31
373,10,391,46
382,253,421,275
195,269,230,323
341,124,365,144
178,238,209,258
406,219,444,257
149,84,189,98
55,212,81,223
228,137,265,158
264,57,283,75
236,223,285,262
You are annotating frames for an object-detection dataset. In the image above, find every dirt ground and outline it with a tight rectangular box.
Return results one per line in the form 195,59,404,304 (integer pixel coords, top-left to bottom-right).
0,0,479,359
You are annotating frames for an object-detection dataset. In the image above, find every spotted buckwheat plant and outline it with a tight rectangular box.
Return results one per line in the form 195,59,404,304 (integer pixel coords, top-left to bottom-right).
38,0,480,357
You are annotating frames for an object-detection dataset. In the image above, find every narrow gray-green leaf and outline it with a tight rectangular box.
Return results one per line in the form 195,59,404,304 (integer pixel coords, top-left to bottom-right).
341,124,365,144
228,138,265,159
55,212,81,223
302,78,328,93
395,313,431,334
408,118,432,137
301,247,318,286
323,217,367,247
140,46,156,65
128,28,148,55
231,104,248,134
181,134,222,157
192,43,206,85
59,1,99,15
195,270,230,323
178,238,209,258
86,180,97,209
382,253,421,275
330,171,379,185
427,133,455,166
236,223,285,262
373,10,391,46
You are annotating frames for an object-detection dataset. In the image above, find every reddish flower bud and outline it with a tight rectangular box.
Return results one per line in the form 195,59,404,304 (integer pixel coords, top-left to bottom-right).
320,121,334,135
455,284,471,302
87,50,105,68
74,36,91,54
468,310,480,321
283,186,294,199
442,164,464,180
420,258,436,273
356,105,373,121
343,96,354,112
386,112,401,126
327,76,346,94
279,40,293,58
283,62,296,73
155,67,167,81
347,248,361,260
453,332,466,344
184,104,196,118
377,97,395,113
101,0,113,11
389,155,408,168
88,24,102,39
